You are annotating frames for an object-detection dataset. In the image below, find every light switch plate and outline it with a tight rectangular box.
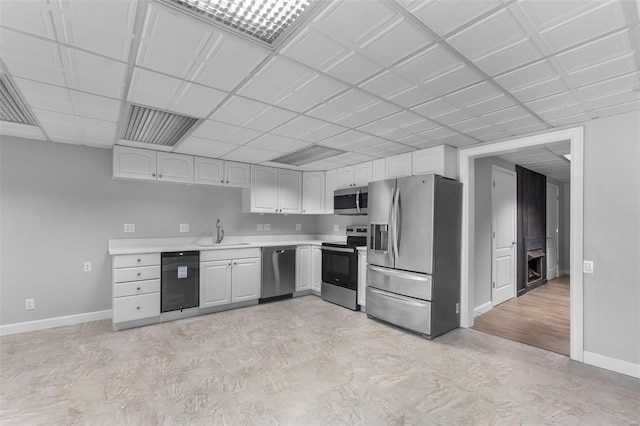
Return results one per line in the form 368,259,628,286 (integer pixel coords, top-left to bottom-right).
264,224,271,231
179,224,189,233
583,260,594,274
124,224,135,233
257,224,264,231
296,224,302,231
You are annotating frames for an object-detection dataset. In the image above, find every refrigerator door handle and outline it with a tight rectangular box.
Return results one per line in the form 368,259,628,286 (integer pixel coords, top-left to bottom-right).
388,187,395,258
393,187,400,261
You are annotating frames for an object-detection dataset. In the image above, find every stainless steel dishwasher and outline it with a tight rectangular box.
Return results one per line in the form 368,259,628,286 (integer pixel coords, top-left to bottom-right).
260,246,296,303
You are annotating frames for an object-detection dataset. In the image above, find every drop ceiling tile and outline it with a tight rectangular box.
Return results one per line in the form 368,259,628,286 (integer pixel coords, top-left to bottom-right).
318,130,369,148
168,83,227,118
569,53,637,87
511,77,568,103
589,100,640,119
366,141,411,156
359,71,413,99
389,85,436,109
274,93,322,113
137,3,213,78
466,125,504,139
517,0,602,31
447,9,527,61
246,134,310,153
243,106,298,132
359,18,433,67
210,97,268,127
418,126,457,141
308,89,379,121
449,117,491,133
586,89,640,110
465,95,517,116
127,68,182,110
76,116,117,138
475,38,544,76
538,1,627,52
432,108,472,125
439,134,477,148
412,98,457,118
191,120,262,145
277,74,349,112
222,146,279,163
556,29,633,73
0,1,57,40
189,33,269,91
13,78,73,115
312,0,394,46
421,65,482,97
526,91,581,113
336,100,401,128
0,29,65,85
577,72,640,101
280,28,348,70
32,109,77,130
445,82,504,109
272,116,327,139
408,0,502,37
506,122,550,137
301,122,349,143
0,122,47,141
252,57,315,91
62,49,128,98
537,103,586,121
324,52,384,85
174,136,238,158
395,45,462,85
546,112,591,127
495,59,557,92
495,114,541,130
69,91,121,122
400,118,440,135
481,105,531,124
57,0,136,61
237,79,290,105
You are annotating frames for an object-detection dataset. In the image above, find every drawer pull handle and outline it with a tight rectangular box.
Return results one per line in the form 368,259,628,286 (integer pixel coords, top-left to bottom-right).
136,306,140,310
137,258,141,262
137,287,141,291
137,272,141,276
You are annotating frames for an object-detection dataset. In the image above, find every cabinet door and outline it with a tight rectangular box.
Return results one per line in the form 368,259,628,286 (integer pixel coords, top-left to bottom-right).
386,153,412,179
194,157,224,185
336,166,354,189
251,165,279,213
353,161,372,187
296,246,311,291
278,169,302,214
311,245,322,292
225,161,250,188
325,169,337,214
231,258,261,302
357,252,367,307
412,146,442,176
157,152,194,183
200,260,232,307
113,146,157,181
372,158,386,182
302,172,325,214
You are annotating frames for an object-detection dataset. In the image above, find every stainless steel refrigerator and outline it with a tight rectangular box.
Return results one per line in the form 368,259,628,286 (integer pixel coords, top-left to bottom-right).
366,174,462,339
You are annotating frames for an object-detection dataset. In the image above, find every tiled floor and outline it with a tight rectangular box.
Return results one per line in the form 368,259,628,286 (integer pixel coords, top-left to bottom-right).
1,296,639,425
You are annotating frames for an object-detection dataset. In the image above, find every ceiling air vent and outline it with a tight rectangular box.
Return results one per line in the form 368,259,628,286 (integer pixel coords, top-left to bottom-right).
122,104,199,147
271,145,345,166
0,74,37,125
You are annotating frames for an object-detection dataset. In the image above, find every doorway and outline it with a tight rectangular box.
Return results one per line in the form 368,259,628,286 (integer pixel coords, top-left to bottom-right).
459,126,584,362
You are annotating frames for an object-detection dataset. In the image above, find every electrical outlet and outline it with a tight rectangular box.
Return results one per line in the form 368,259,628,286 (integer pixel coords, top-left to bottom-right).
83,261,92,272
25,298,34,310
257,224,264,231
583,260,594,274
334,224,339,232
124,224,135,233
296,224,302,231
264,224,271,231
179,224,189,233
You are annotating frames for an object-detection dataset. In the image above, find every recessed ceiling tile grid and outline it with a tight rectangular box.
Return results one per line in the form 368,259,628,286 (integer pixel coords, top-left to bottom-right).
246,133,311,153
173,136,238,158
190,119,263,145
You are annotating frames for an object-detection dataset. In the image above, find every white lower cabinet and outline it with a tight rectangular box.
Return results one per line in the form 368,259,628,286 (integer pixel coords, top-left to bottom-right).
296,245,322,292
200,248,261,308
311,245,322,293
357,250,367,308
112,253,161,326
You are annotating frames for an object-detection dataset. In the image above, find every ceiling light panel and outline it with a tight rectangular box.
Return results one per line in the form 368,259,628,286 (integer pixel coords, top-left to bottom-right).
122,104,199,146
165,0,314,46
0,74,38,125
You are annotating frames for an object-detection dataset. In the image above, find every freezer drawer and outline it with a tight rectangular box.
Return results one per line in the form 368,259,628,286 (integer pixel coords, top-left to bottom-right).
367,264,432,300
366,287,431,336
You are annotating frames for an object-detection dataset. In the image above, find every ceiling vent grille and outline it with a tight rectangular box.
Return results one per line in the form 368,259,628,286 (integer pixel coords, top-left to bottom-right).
0,74,37,126
271,145,346,166
122,104,199,146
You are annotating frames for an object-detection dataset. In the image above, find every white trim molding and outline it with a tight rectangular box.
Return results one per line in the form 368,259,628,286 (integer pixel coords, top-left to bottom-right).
584,351,640,379
474,301,493,317
0,310,112,336
458,126,584,363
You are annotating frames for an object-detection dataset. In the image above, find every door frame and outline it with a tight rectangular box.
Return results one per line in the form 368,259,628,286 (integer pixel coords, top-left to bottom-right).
546,182,560,280
491,165,517,305
459,126,584,362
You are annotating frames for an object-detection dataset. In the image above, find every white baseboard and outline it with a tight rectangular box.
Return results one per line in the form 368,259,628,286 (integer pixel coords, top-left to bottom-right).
0,310,112,336
559,269,570,276
583,351,640,379
474,301,492,317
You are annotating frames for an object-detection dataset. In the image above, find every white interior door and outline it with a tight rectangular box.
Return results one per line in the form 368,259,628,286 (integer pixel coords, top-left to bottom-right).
492,166,516,306
546,183,559,279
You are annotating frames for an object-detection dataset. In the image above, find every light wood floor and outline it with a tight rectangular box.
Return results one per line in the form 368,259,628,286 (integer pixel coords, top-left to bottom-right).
473,275,570,356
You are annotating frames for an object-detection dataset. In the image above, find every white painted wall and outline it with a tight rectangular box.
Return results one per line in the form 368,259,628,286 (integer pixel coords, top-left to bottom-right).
0,136,319,325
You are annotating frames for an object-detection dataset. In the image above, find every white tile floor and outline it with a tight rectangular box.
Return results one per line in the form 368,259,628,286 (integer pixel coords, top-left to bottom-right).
1,295,639,425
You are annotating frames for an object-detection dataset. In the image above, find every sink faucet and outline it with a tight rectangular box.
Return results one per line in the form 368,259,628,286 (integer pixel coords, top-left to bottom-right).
216,219,224,244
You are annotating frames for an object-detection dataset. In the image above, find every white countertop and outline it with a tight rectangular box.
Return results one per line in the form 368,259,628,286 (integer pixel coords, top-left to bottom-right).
108,234,347,255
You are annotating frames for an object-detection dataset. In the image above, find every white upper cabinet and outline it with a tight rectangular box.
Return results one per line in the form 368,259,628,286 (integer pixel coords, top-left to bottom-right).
336,161,372,189
113,145,157,181
302,171,325,214
224,161,250,188
386,153,412,179
157,152,194,183
245,165,302,214
412,145,458,179
195,158,250,188
372,158,386,182
325,169,337,214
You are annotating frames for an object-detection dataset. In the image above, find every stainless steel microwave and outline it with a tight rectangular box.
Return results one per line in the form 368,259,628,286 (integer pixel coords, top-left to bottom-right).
334,186,368,215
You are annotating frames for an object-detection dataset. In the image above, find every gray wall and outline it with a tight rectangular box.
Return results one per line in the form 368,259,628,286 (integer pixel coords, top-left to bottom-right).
582,110,639,365
316,213,368,235
0,136,318,324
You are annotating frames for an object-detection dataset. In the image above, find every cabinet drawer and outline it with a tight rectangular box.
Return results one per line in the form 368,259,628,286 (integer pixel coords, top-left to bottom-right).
114,265,160,283
114,279,160,297
366,287,431,336
113,253,160,268
113,293,160,323
200,248,260,262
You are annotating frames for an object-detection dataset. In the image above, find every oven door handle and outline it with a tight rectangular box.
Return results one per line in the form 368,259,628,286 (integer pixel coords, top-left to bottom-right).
320,246,355,253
